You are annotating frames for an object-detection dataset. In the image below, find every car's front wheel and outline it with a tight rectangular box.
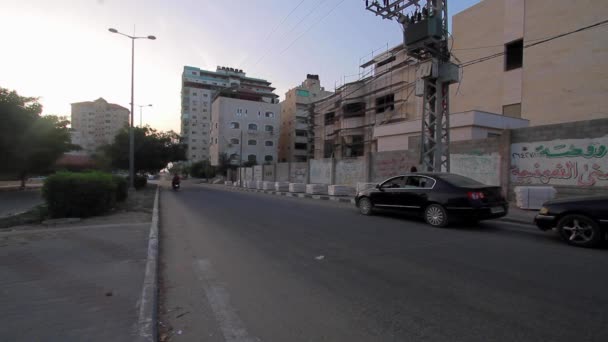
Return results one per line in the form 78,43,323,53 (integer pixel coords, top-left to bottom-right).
557,214,603,248
358,197,373,216
425,204,448,227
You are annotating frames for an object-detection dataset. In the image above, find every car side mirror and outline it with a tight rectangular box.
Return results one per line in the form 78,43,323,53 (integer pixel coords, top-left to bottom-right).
376,184,382,191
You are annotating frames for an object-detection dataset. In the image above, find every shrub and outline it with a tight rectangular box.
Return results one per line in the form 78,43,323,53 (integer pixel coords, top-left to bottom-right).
134,174,147,189
112,175,128,202
42,171,117,218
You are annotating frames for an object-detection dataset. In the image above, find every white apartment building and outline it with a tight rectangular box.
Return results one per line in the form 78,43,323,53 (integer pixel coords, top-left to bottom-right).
70,98,129,153
278,74,332,162
181,66,279,162
209,92,280,166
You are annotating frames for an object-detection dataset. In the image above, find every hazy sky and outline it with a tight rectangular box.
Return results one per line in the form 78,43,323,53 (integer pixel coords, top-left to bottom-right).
1,0,480,132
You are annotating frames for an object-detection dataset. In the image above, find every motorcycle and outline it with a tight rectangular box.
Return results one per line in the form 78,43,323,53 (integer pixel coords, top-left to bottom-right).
172,182,180,191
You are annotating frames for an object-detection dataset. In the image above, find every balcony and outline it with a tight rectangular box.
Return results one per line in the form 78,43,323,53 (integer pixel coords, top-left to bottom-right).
295,136,308,144
295,122,308,130
295,110,308,118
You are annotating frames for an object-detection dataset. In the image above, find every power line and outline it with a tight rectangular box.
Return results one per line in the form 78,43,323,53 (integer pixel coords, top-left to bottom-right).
251,0,326,68
459,18,608,68
280,0,347,55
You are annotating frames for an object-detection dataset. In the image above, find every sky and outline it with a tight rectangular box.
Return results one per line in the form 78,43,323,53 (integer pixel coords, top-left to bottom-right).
1,0,480,132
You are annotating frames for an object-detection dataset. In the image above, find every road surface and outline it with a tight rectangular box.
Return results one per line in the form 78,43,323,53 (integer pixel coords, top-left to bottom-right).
160,183,608,342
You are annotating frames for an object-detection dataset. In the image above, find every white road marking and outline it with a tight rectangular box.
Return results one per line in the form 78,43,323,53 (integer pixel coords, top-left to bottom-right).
195,259,256,342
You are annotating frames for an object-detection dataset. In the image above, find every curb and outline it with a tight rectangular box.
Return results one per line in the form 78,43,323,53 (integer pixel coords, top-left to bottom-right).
137,186,160,342
0,185,43,192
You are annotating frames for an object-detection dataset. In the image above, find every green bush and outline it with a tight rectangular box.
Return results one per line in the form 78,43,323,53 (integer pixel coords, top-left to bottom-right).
112,175,128,202
42,171,117,218
134,175,147,189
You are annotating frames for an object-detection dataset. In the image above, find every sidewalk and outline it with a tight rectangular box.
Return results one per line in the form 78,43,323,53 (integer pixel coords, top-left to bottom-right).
211,184,538,225
0,186,159,342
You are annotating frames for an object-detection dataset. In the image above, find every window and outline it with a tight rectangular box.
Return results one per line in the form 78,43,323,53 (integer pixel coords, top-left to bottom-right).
376,94,395,113
265,125,274,133
192,100,197,105
381,176,406,189
294,143,307,150
215,123,218,128
193,92,197,96
192,131,197,134
192,147,197,150
344,102,366,117
344,135,364,157
324,112,335,125
488,132,502,138
192,123,196,127
265,141,273,146
265,111,274,118
503,103,522,118
258,111,261,117
192,139,197,142
230,122,240,129
247,154,257,162
295,130,307,137
248,123,258,130
203,94,208,97
192,115,197,119
405,176,435,189
192,108,197,112
192,155,196,158
105,120,111,123
230,138,239,144
264,155,273,162
215,138,218,144
248,139,257,145
203,109,207,112
505,39,523,71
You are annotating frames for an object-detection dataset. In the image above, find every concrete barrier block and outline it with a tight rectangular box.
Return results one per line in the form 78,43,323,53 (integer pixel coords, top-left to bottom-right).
328,185,356,196
356,182,377,193
262,181,274,190
255,180,264,189
275,182,289,192
306,184,328,195
247,181,257,189
289,183,306,193
224,181,233,186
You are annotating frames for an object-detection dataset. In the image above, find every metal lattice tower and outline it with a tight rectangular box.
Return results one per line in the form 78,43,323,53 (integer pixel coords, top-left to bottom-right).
365,0,459,172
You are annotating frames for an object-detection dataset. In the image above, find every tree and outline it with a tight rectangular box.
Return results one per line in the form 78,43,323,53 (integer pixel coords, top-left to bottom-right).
103,126,187,175
0,87,75,188
190,159,216,179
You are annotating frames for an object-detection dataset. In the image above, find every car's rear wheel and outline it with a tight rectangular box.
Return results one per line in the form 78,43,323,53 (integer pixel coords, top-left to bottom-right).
425,204,448,227
358,197,373,216
557,214,603,248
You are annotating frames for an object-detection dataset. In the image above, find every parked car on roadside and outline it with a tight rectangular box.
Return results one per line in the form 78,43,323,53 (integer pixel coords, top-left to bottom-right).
535,196,608,248
355,173,508,227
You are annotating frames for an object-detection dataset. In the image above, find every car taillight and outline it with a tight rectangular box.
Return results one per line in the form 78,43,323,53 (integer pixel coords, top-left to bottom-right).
467,191,485,200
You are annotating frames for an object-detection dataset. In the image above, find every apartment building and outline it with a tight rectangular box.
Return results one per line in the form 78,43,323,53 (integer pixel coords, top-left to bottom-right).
278,74,332,162
181,66,279,162
313,44,529,157
209,90,280,166
70,98,129,153
450,0,608,126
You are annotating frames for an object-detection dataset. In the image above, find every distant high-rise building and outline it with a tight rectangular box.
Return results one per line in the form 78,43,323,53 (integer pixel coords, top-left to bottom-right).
70,98,129,153
278,75,332,162
181,66,278,162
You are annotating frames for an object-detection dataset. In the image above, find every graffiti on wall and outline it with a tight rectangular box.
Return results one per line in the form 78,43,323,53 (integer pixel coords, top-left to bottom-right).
450,153,500,186
371,151,419,182
310,159,331,184
263,165,275,181
335,158,365,186
291,162,308,183
511,137,608,186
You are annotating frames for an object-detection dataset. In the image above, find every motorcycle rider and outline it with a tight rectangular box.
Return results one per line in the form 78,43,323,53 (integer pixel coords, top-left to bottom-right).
172,173,181,188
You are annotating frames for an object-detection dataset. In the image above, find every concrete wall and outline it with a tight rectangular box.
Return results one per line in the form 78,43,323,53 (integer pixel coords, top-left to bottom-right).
245,167,253,181
290,162,308,183
263,164,275,181
370,150,419,182
335,158,365,186
276,163,289,182
309,159,332,184
253,165,263,181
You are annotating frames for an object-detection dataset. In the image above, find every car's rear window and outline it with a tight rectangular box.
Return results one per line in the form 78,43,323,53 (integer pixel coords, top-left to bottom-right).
439,174,484,187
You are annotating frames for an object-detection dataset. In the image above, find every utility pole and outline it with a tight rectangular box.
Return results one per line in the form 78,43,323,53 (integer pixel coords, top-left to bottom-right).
365,0,459,172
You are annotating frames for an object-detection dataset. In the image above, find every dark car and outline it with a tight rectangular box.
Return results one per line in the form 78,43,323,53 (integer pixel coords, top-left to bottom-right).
355,173,508,227
535,196,608,248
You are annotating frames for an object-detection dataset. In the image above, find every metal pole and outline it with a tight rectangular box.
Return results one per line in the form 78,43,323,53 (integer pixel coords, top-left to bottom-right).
129,38,135,189
140,106,143,127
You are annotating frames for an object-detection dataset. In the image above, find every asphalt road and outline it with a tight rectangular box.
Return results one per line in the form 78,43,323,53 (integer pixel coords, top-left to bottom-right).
0,189,43,218
160,183,608,342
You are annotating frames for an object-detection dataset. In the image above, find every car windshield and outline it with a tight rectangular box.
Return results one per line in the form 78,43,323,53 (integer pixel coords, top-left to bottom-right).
439,174,485,187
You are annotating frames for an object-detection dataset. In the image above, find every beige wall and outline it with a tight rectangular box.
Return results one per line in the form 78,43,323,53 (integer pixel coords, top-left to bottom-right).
70,98,129,153
450,0,608,125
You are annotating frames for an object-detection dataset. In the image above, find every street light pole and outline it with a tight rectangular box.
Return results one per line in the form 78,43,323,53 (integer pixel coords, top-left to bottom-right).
108,27,156,189
137,104,153,127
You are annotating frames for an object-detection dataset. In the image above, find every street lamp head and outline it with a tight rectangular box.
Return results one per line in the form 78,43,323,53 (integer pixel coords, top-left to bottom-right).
108,28,118,33
148,104,153,107
147,35,156,40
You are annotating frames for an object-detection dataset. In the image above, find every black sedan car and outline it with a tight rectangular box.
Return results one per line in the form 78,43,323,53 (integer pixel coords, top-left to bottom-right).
355,173,508,227
535,196,608,248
